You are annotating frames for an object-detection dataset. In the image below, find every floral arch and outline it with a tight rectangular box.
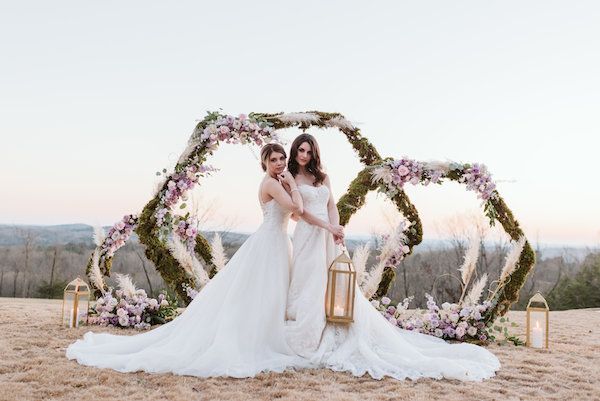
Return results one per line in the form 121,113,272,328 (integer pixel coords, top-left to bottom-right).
86,111,534,324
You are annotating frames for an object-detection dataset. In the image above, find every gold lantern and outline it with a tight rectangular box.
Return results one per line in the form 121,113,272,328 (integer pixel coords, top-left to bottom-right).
526,292,549,349
62,277,90,328
325,250,356,323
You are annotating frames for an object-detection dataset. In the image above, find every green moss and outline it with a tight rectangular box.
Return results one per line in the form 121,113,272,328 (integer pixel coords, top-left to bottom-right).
136,197,197,304
482,194,536,323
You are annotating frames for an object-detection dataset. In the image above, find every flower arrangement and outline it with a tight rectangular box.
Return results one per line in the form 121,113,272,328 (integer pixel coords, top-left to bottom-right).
372,295,522,345
85,216,139,289
174,214,199,253
372,158,498,221
90,289,178,329
154,112,278,235
377,219,412,268
154,164,216,229
101,214,139,258
372,295,491,342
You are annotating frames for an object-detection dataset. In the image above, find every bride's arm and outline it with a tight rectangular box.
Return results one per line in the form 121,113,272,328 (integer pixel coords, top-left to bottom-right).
324,175,340,227
324,175,344,244
264,175,303,214
297,209,344,239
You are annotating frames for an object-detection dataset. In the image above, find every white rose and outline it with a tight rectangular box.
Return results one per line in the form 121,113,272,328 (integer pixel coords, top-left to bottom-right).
449,313,459,323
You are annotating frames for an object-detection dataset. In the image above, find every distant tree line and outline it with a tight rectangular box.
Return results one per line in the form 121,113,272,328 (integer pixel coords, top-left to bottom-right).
0,226,598,311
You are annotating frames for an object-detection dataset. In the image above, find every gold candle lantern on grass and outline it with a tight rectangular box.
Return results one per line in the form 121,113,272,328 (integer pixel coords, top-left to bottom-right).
325,250,356,323
62,277,90,328
526,292,549,349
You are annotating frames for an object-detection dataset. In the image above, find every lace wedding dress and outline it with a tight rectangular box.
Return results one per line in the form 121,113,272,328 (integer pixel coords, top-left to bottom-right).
67,199,308,378
285,184,501,381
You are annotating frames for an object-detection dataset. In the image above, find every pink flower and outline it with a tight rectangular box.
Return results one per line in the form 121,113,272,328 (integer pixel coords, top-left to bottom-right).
397,165,410,176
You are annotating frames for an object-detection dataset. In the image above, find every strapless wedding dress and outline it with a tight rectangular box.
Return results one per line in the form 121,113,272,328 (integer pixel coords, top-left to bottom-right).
67,199,307,378
285,184,501,381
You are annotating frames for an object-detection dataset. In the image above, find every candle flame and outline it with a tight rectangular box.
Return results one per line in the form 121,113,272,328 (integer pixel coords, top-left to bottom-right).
535,320,540,329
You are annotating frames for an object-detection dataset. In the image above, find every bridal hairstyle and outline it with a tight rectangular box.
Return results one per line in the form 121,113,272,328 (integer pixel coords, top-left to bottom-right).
260,143,287,172
288,133,326,186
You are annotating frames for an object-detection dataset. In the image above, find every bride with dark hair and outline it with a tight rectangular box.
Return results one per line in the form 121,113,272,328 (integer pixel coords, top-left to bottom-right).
284,133,501,381
67,143,309,378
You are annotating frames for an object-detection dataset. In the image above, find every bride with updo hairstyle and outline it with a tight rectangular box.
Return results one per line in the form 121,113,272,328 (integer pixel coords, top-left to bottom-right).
67,143,308,378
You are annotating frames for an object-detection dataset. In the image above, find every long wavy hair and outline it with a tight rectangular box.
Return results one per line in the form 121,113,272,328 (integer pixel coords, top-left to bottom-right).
287,133,326,186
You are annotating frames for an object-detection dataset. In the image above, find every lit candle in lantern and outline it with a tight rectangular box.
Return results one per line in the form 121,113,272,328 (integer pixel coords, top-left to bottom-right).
531,320,543,348
69,306,80,328
334,305,344,316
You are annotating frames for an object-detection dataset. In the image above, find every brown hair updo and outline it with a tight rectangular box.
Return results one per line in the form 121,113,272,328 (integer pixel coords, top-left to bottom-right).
260,143,287,172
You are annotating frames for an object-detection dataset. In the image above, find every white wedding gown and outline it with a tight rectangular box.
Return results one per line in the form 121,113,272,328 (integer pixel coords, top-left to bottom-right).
285,184,501,381
66,199,308,378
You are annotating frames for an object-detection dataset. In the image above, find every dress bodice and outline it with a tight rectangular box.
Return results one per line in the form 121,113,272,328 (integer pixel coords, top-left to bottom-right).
260,199,291,231
298,185,329,219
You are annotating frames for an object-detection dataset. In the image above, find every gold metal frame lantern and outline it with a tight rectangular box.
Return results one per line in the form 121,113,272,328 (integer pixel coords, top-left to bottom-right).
526,292,549,349
62,277,90,328
325,250,356,323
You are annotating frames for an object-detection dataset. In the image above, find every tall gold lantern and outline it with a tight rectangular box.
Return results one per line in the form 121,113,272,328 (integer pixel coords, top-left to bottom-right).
325,250,356,323
526,292,549,349
62,277,90,328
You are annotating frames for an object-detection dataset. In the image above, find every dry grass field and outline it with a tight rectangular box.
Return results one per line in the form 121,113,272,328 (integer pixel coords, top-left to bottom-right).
0,297,598,401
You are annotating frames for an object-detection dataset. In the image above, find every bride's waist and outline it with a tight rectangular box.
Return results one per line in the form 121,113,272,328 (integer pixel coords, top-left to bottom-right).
302,207,328,219
298,214,329,225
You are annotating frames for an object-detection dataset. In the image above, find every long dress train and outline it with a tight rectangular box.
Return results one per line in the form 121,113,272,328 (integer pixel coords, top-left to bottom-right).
285,184,501,381
67,199,307,378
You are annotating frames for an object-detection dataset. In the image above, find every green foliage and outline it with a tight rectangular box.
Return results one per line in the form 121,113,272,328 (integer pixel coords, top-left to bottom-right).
36,279,68,299
149,292,180,324
486,315,525,346
547,254,600,310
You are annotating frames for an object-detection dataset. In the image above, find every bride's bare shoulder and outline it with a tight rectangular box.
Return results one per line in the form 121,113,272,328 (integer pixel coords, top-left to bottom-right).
262,177,281,191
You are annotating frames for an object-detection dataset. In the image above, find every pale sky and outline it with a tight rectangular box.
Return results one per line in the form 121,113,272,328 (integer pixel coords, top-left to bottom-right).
1,1,599,246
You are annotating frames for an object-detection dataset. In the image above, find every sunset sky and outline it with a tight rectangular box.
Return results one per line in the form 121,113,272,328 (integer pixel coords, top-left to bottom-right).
1,1,599,246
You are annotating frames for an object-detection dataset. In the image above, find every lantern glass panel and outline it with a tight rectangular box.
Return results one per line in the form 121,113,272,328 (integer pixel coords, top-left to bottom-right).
529,309,547,348
76,295,89,326
333,270,351,317
63,292,75,327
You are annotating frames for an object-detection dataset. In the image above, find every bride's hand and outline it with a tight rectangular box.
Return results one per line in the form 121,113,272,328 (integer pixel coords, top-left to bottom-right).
333,234,345,245
278,171,296,186
328,224,344,239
